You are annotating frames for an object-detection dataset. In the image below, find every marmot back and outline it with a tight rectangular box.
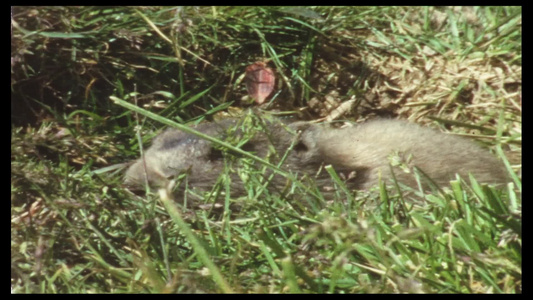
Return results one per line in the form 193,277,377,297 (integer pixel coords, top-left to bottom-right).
307,119,508,190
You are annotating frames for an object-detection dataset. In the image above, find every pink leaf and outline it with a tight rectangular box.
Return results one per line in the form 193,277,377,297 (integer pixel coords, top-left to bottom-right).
245,62,275,104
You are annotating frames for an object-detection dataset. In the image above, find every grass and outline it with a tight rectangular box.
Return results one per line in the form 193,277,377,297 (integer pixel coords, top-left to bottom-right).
11,6,521,293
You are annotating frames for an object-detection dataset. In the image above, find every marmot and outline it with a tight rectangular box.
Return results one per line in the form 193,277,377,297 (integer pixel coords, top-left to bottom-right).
124,117,508,198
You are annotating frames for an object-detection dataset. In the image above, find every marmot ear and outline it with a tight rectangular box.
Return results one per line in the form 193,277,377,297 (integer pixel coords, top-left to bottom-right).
287,122,321,161
289,122,321,139
287,121,314,132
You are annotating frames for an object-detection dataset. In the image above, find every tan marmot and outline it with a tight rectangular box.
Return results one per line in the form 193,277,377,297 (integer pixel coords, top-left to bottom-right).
124,117,508,198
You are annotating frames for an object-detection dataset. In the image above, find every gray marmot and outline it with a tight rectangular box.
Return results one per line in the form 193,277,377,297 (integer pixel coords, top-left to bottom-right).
124,117,508,198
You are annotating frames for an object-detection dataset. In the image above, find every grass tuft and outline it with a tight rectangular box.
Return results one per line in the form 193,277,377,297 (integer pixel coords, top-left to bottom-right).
12,6,520,293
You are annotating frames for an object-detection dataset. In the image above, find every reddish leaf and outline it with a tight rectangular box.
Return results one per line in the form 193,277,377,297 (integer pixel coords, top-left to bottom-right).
245,62,275,104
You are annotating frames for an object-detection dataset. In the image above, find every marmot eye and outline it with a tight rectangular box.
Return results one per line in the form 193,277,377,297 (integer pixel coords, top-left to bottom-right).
241,143,256,152
294,141,308,153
